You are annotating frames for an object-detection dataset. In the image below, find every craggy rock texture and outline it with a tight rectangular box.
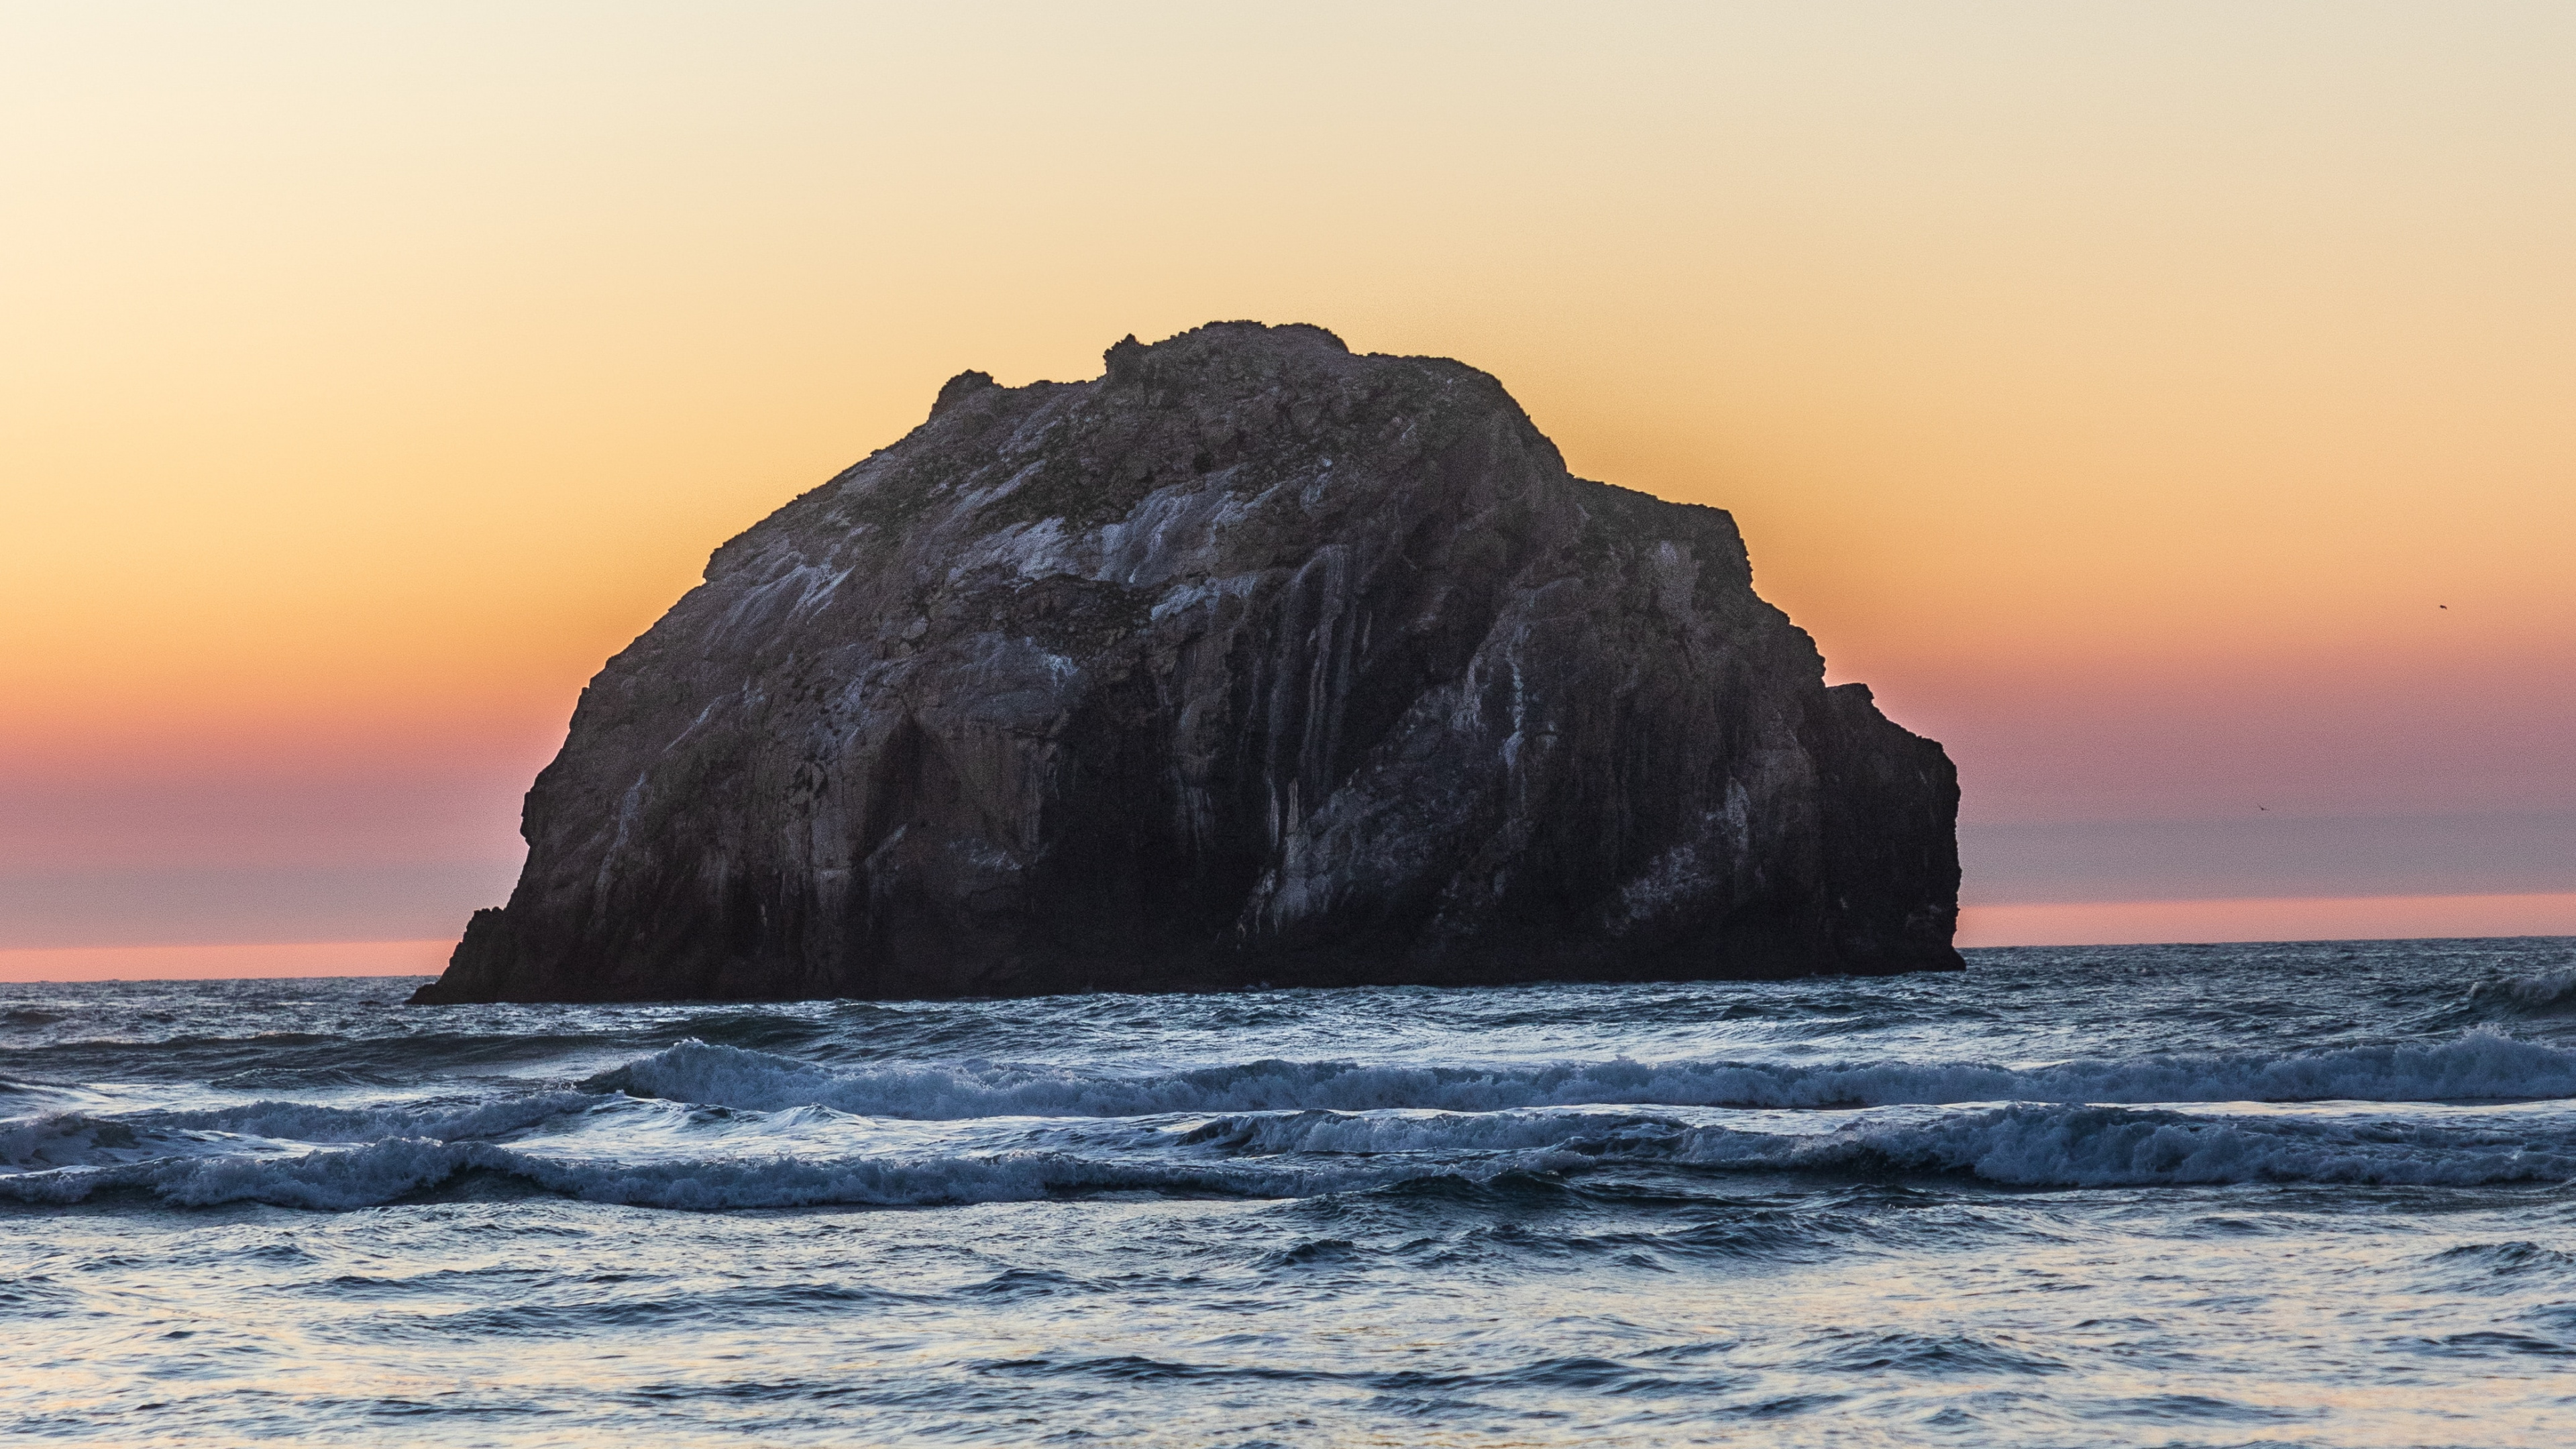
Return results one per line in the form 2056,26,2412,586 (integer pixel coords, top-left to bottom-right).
413,323,1959,1004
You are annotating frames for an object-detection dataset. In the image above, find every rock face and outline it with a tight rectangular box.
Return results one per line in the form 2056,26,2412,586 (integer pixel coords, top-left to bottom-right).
413,323,1959,1004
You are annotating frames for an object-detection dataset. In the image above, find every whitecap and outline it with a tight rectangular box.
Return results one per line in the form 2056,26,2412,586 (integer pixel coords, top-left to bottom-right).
584,1030,2576,1120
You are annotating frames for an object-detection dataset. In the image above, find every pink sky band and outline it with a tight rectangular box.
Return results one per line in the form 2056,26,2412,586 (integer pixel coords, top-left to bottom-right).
5,897,2570,983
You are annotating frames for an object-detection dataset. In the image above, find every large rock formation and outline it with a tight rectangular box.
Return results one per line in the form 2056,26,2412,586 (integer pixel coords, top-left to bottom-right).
413,323,1958,1004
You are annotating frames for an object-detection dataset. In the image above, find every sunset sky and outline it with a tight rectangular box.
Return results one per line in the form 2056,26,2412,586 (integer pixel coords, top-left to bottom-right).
5,3,2571,979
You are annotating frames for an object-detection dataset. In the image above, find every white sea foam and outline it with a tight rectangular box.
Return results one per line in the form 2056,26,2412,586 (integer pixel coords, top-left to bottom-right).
587,1031,2576,1120
1,1113,155,1172
21,951,2576,1445
9,1097,2571,1209
0,1093,600,1175
14,994,2576,1210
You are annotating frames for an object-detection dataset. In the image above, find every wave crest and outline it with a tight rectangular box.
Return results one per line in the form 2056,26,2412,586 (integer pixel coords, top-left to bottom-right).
1680,1105,2576,1188
0,1137,1360,1212
588,1032,2576,1120
2469,968,2576,1014
8,1097,2570,1210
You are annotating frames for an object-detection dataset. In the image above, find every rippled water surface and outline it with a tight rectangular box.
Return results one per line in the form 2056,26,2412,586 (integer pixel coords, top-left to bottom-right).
7,938,2576,1446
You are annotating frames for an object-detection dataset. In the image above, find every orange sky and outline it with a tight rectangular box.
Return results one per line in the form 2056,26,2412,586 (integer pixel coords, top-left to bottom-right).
5,3,2572,971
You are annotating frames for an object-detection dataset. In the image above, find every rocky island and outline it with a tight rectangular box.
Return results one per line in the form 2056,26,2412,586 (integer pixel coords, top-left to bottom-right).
412,323,1958,1004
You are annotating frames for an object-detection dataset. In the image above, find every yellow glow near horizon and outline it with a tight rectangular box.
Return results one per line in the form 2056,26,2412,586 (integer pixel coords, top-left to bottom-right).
5,2,2571,845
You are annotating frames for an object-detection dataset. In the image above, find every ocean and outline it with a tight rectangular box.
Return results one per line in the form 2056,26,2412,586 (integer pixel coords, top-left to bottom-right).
6,937,2575,1446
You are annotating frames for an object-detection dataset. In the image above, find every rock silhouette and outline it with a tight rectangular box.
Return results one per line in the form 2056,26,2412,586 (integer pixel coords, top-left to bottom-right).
412,323,1958,1004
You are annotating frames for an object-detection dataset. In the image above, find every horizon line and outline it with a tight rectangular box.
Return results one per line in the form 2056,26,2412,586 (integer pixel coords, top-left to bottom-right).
4,892,2572,983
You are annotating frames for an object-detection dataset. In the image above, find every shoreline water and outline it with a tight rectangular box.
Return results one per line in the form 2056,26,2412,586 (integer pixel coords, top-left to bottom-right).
8,936,2574,1445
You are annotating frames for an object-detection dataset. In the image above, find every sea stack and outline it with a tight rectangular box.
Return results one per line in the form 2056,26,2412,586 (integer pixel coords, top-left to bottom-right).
413,323,1959,1004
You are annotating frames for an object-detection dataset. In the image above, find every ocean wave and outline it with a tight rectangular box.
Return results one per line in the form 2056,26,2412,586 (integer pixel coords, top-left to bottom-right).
2470,968,2576,1014
0,1093,601,1175
153,1092,603,1145
1673,1104,2576,1188
1173,1108,1676,1157
1177,1104,2576,1189
0,1137,1373,1212
1,1113,148,1171
586,1032,2576,1120
10,1097,2571,1210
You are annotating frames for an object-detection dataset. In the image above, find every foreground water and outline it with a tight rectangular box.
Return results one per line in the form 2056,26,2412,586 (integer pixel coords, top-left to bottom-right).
6,938,2575,1446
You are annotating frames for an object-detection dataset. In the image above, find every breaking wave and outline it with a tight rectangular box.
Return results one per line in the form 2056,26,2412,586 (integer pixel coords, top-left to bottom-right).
0,1136,1367,1212
1172,1104,2576,1189
587,1032,2576,1120
10,1093,2565,1206
1672,1104,2576,1188
8,1097,2571,1210
2469,967,2576,1015
0,1093,601,1174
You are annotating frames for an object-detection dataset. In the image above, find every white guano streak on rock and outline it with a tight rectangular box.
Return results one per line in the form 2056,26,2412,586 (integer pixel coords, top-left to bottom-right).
662,701,720,756
1093,476,1234,590
594,772,649,910
707,556,849,649
1149,572,1263,623
949,517,1076,584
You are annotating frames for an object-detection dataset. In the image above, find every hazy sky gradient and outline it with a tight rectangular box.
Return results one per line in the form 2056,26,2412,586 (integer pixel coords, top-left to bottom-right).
5,3,2571,963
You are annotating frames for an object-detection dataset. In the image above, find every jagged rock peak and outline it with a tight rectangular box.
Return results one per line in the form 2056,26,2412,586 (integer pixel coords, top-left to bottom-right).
928,369,998,417
412,321,1960,1004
